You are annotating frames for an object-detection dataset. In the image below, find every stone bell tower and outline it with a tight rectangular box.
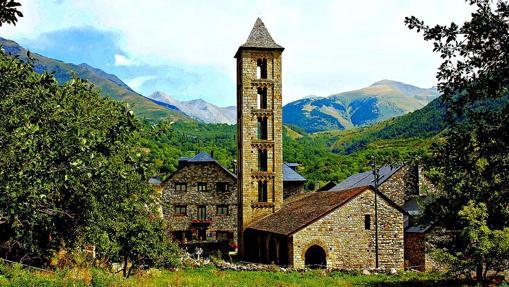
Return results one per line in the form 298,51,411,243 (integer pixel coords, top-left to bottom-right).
235,18,284,256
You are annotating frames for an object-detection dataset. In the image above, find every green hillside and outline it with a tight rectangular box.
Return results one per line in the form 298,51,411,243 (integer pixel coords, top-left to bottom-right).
283,80,439,133
144,95,446,188
0,37,191,122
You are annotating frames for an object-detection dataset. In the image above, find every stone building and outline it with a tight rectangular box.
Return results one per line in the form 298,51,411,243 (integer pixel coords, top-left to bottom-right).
245,186,407,269
161,150,307,246
235,18,285,256
163,152,238,243
233,19,412,270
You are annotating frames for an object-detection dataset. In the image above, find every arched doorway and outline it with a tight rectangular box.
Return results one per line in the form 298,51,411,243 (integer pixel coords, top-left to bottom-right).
304,245,327,268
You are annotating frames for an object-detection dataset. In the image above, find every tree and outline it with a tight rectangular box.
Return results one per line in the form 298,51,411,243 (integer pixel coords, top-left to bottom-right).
0,0,22,26
406,0,509,281
0,47,180,271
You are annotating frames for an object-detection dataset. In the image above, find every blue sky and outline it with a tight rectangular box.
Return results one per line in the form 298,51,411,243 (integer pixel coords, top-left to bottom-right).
0,0,471,106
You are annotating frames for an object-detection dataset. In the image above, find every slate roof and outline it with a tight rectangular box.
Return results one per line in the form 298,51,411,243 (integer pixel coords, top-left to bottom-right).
405,225,433,233
247,186,407,236
148,177,162,185
283,163,307,182
328,164,403,192
235,18,284,57
187,151,215,162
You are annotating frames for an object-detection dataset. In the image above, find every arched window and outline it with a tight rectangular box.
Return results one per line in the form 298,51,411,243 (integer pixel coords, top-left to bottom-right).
258,181,268,202
257,88,267,109
258,149,268,171
257,117,268,140
256,58,267,79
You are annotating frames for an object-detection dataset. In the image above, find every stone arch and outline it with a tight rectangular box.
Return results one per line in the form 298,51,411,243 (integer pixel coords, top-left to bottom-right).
301,239,329,268
304,245,327,268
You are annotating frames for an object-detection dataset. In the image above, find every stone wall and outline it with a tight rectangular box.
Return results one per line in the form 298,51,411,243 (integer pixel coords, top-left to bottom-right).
163,162,238,243
379,165,418,207
237,49,284,256
291,189,405,269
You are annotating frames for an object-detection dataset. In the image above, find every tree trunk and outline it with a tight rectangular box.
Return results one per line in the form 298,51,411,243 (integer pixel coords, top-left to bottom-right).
122,256,128,278
476,263,484,284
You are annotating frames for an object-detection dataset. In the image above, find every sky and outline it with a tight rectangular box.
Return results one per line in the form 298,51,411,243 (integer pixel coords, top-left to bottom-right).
0,0,472,106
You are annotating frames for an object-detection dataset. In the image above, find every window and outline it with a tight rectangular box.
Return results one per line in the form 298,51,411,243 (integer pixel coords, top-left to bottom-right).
175,182,187,191
217,182,229,192
174,205,187,216
216,205,229,215
197,182,208,191
216,231,233,241
257,88,267,109
365,214,371,230
258,181,268,202
258,149,268,171
197,205,207,220
256,58,267,79
257,117,268,140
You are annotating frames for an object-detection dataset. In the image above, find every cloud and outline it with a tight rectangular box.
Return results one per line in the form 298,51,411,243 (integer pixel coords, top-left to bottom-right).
2,0,473,105
114,54,134,66
126,75,157,90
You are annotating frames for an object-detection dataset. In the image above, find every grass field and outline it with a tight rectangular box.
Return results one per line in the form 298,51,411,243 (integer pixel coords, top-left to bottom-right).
0,263,481,287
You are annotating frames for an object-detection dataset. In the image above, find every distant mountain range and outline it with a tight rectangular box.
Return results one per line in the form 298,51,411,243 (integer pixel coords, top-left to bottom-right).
1,37,442,130
282,80,439,133
148,91,236,124
0,37,191,122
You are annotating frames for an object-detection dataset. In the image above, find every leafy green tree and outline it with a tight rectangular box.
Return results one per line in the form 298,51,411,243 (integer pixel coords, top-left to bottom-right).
0,0,22,26
0,47,179,272
406,0,509,281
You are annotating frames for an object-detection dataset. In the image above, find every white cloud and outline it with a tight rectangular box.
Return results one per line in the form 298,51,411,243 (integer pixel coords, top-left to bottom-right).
126,75,156,91
2,0,474,105
114,54,133,66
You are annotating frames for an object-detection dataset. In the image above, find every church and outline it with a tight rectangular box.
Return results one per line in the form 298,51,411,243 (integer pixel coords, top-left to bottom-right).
163,18,436,271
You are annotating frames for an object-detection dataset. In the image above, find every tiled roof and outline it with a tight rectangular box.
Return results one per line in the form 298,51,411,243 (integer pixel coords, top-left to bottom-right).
283,163,307,182
247,186,373,236
240,18,284,50
328,164,403,192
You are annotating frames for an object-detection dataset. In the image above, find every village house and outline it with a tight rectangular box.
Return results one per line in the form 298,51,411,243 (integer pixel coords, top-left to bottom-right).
162,151,307,246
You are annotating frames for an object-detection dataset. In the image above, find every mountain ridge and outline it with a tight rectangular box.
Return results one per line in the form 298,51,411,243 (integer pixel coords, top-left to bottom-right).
0,37,191,122
282,80,439,133
149,91,236,124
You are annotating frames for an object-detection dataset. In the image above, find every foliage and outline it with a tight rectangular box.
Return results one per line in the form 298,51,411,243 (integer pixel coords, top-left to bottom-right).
405,0,509,282
0,0,22,27
432,201,509,282
0,48,179,273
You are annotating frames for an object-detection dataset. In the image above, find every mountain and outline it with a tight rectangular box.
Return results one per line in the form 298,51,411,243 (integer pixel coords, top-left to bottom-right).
283,80,439,133
0,37,191,122
149,91,236,124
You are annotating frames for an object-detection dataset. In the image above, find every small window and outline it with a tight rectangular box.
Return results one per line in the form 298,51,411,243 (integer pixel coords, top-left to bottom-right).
257,118,268,140
258,181,268,202
197,205,207,220
217,182,229,192
365,214,371,230
216,231,233,241
174,205,187,216
258,149,268,171
257,88,268,109
256,58,267,79
175,183,187,191
217,205,229,215
197,182,208,192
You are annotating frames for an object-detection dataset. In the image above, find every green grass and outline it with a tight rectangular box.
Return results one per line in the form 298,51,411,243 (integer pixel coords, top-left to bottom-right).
0,263,476,287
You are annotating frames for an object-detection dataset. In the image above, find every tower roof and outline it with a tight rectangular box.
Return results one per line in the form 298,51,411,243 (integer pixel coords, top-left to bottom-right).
235,18,284,57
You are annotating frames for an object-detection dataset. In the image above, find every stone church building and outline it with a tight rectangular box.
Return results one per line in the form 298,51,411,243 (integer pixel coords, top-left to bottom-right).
162,18,436,271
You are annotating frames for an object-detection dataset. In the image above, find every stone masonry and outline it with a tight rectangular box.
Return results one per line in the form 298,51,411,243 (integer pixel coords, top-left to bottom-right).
291,189,405,269
236,18,285,256
163,161,238,243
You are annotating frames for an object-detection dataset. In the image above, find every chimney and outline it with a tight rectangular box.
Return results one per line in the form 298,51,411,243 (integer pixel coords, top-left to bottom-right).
210,150,214,158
